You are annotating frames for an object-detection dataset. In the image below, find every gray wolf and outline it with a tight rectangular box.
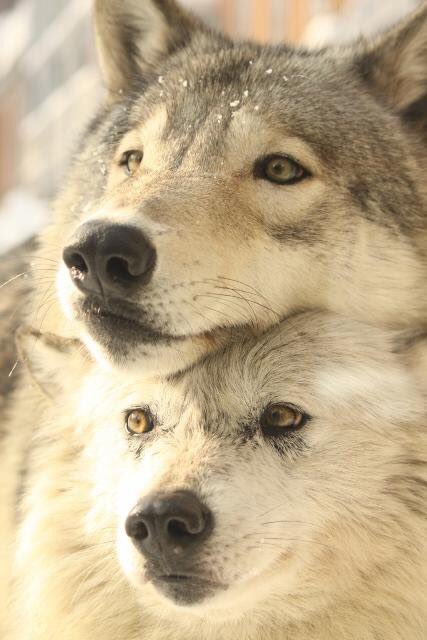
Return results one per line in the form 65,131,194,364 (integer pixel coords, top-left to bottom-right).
23,0,426,376
2,312,426,639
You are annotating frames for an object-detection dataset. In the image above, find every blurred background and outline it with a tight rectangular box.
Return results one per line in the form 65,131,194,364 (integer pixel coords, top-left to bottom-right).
0,0,421,254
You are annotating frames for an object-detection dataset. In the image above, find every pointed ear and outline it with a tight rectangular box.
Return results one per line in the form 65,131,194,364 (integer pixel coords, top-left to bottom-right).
16,327,83,400
94,0,206,94
357,5,427,132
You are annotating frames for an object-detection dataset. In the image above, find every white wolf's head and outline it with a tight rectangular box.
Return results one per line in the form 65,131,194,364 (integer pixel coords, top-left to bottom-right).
33,0,427,375
24,313,426,632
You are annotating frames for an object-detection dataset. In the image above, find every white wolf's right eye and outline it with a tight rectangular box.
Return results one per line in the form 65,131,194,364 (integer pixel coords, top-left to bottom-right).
119,150,143,176
125,408,153,435
260,403,308,436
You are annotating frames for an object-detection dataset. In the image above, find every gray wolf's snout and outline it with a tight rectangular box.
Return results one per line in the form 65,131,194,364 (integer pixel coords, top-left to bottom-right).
125,491,213,560
63,221,156,298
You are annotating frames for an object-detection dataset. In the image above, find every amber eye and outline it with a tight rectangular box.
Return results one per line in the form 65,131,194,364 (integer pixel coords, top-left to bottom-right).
119,150,143,176
255,154,308,185
260,403,308,436
125,408,153,435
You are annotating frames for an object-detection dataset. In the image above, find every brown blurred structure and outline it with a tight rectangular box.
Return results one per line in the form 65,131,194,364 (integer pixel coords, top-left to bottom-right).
0,0,420,205
220,0,313,43
0,0,99,199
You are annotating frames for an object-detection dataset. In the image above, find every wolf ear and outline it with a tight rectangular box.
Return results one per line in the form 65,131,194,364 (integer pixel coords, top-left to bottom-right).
94,0,205,94
357,5,427,131
16,326,83,400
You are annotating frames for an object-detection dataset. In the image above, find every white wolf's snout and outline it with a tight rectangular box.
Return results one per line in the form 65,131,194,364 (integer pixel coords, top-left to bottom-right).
124,490,216,605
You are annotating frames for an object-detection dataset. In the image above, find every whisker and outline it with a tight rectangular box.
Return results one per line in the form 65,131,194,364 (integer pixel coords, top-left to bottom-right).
193,276,281,326
198,303,240,325
23,255,58,264
262,519,316,526
28,276,56,286
8,360,19,377
212,285,280,319
246,535,331,551
258,502,289,519
246,519,318,529
0,272,29,290
35,297,58,333
216,276,278,308
84,539,116,548
187,301,221,328
196,292,259,326
32,286,56,324
194,292,253,324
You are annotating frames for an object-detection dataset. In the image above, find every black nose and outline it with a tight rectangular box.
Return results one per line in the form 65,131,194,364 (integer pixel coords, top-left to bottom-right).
125,491,213,559
62,221,156,298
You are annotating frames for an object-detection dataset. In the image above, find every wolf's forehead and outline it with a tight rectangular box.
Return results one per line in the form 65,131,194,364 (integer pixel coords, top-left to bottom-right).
134,50,343,139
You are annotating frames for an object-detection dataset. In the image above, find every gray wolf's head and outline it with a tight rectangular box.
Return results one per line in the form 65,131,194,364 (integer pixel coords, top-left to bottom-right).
27,313,426,629
46,0,427,373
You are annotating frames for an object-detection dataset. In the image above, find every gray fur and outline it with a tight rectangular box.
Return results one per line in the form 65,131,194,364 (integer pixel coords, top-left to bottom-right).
32,0,427,373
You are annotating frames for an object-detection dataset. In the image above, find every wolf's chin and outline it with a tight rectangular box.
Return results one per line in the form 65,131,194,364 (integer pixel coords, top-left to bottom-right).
81,326,222,376
148,575,223,607
69,295,197,374
73,297,248,374
58,268,253,373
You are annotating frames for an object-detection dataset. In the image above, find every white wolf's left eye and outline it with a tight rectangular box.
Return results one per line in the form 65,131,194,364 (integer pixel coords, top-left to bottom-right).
260,403,308,436
125,408,153,435
255,154,308,185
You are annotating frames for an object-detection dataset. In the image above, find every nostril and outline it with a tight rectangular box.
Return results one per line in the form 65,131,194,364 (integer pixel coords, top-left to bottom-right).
106,256,135,283
134,521,149,541
63,247,89,275
167,518,191,539
70,253,88,274
126,516,150,541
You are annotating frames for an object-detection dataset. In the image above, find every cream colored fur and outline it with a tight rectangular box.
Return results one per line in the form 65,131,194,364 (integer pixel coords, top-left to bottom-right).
2,313,426,639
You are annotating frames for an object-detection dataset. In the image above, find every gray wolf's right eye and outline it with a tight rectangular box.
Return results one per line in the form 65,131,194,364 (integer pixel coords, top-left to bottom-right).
119,150,144,177
254,154,309,185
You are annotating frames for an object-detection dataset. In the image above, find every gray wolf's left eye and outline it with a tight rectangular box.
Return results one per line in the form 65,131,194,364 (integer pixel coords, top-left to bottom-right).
260,403,309,436
255,154,309,185
119,149,144,177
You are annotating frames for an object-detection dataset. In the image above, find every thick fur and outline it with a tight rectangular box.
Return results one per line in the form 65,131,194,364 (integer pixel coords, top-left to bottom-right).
2,313,426,639
0,241,33,429
1,3,426,638
24,0,426,375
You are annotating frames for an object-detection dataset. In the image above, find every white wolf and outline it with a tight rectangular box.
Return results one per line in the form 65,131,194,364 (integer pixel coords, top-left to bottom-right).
2,313,426,639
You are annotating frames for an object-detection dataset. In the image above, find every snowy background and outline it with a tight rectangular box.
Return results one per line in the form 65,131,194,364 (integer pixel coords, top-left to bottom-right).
0,0,421,254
